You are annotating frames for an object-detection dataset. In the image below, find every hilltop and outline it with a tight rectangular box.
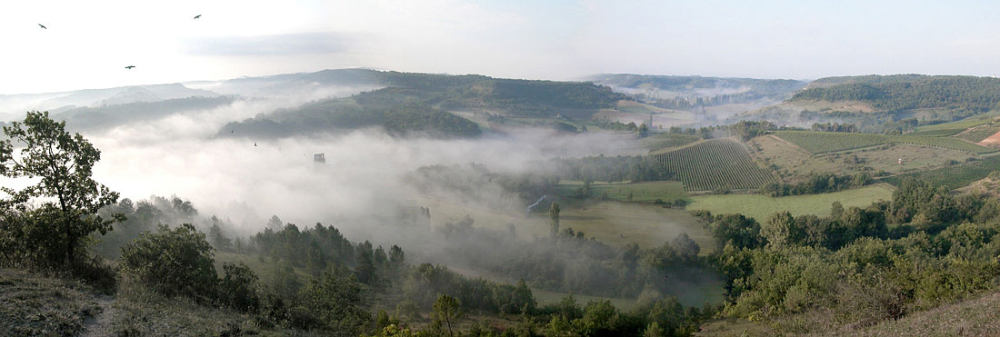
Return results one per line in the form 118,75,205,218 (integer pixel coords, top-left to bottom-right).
738,74,1000,132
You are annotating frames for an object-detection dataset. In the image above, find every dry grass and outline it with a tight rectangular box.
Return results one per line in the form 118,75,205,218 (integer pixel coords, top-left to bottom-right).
697,291,1000,337
0,268,102,337
112,280,322,337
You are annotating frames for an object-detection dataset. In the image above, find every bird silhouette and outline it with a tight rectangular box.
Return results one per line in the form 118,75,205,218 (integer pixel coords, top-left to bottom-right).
193,14,201,19
38,24,47,29
125,65,136,70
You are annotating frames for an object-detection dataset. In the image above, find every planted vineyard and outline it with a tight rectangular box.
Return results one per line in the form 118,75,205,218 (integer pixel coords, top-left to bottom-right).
775,130,997,154
653,139,775,191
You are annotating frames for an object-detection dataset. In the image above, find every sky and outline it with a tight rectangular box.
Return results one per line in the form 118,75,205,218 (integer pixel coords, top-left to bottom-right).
3,0,1000,94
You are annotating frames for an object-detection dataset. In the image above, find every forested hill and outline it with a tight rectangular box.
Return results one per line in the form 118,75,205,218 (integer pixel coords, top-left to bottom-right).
218,70,625,138
220,101,482,138
589,74,806,108
790,75,1000,113
370,71,625,116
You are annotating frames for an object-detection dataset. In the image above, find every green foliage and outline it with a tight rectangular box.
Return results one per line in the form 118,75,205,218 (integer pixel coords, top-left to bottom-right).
730,120,776,141
760,173,872,197
120,224,218,302
252,223,357,276
400,264,538,315
219,263,260,312
432,294,461,337
712,179,1000,328
652,139,775,191
0,111,123,266
299,270,370,335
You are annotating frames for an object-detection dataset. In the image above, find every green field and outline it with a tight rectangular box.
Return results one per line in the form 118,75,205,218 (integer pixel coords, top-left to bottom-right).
653,139,776,191
553,201,714,251
774,131,887,153
422,196,713,251
915,113,998,131
955,125,1000,143
687,184,895,222
775,130,997,154
884,154,1000,190
555,180,687,203
906,128,966,137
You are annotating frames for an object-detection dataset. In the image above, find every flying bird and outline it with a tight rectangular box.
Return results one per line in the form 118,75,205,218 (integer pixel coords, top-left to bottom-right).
193,14,201,19
125,65,136,70
38,23,47,29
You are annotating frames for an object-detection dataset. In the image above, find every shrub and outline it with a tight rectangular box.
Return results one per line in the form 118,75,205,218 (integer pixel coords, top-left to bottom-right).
219,263,260,312
119,224,218,302
835,270,907,328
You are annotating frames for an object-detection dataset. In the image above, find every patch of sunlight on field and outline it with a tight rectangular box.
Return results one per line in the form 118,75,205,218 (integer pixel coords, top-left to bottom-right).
687,184,895,222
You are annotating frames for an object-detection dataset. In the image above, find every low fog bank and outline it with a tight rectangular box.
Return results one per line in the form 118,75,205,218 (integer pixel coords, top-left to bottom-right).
48,86,724,302
85,93,644,239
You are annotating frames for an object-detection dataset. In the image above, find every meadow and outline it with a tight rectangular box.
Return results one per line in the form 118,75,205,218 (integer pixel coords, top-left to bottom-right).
686,184,895,222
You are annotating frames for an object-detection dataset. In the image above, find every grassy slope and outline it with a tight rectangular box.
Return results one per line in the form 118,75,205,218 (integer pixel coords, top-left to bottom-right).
884,154,1000,190
0,269,102,337
835,291,1000,337
775,130,997,155
111,281,316,337
698,291,1000,337
751,135,976,181
687,184,895,222
956,125,1000,143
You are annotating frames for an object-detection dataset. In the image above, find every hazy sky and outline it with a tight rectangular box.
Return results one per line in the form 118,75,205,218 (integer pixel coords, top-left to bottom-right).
3,0,1000,94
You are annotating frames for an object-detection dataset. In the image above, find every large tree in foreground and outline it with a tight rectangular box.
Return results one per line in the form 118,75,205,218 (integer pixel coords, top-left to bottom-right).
0,111,122,265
